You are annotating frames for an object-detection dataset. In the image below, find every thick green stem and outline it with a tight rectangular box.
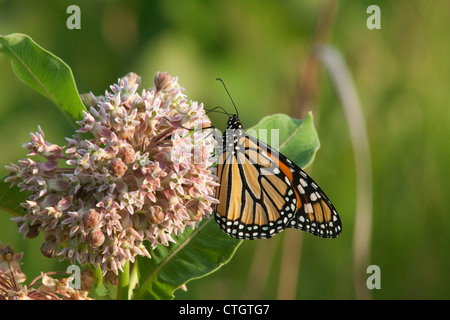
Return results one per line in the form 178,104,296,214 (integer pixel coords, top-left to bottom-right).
117,260,130,300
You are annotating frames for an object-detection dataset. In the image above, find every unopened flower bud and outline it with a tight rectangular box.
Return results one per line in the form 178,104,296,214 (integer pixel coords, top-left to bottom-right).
87,230,105,248
154,72,172,91
40,240,58,258
110,158,127,177
81,92,98,108
83,209,101,229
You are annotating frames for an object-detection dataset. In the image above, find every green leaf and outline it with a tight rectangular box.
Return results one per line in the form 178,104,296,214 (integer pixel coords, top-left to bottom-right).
0,33,85,122
93,265,110,298
132,112,320,300
249,112,320,168
133,216,242,300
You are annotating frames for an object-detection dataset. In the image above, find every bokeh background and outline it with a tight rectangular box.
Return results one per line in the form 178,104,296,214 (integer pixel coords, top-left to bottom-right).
1,0,449,299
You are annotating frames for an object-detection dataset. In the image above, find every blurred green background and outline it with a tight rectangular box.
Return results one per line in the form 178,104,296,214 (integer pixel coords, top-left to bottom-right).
1,0,449,299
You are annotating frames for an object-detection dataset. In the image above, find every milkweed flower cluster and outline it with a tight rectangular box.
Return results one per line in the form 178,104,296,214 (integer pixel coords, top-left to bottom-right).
0,241,92,300
5,72,219,275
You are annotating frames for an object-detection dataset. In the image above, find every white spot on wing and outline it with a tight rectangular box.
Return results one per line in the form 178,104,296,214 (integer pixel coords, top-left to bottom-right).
300,178,308,187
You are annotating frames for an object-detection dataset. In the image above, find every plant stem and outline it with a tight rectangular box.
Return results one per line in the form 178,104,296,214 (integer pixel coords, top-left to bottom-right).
117,260,130,300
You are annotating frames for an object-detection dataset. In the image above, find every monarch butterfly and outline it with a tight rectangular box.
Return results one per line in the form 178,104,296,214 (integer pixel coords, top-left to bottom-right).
213,79,342,240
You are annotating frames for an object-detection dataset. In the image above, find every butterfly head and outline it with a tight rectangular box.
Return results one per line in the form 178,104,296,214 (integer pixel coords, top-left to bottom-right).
227,115,242,130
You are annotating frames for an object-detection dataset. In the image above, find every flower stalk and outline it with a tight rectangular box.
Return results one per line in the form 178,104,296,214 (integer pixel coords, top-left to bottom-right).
117,260,130,300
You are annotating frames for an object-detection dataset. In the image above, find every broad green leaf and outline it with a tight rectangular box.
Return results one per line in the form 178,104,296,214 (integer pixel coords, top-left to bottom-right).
132,112,320,300
133,216,241,300
0,33,85,122
249,112,320,168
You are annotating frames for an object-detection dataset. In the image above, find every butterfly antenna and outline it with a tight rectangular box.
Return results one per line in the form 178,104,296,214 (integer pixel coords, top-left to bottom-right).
216,78,239,117
206,106,231,117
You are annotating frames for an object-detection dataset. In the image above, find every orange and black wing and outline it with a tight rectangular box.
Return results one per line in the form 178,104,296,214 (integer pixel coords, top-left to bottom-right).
214,126,342,239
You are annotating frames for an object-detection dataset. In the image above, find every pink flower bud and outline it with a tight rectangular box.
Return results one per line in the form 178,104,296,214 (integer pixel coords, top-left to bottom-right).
87,230,105,247
153,72,172,91
83,209,101,229
110,158,128,177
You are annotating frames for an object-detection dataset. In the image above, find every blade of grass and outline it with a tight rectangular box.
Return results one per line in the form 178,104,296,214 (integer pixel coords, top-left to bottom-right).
315,44,373,300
